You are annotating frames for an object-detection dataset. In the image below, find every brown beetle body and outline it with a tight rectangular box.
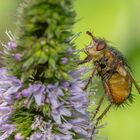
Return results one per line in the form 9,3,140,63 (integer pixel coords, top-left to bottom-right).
108,72,131,104
92,47,132,105
78,31,140,137
106,50,132,104
80,31,140,106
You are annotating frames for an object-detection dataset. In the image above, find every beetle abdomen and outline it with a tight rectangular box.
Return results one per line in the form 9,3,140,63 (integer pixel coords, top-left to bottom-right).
108,73,132,105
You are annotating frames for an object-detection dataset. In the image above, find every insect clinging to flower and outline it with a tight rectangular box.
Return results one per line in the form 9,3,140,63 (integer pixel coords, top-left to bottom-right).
78,31,140,125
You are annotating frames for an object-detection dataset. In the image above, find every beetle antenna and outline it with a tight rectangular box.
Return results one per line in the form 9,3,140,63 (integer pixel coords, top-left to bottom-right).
86,31,95,40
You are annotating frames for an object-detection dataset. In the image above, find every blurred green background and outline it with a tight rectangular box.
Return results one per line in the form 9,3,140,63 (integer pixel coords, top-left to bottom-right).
0,0,140,140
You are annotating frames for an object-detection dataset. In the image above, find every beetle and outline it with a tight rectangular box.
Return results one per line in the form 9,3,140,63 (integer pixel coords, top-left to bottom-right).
78,31,140,127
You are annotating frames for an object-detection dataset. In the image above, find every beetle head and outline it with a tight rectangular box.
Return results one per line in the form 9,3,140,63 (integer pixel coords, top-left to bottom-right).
85,31,107,58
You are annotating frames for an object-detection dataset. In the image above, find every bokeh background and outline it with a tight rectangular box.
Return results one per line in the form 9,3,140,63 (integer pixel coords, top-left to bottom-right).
0,0,140,140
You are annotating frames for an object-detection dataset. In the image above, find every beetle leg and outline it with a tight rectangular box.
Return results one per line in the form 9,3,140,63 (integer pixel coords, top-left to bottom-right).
96,103,112,125
92,94,106,120
77,56,92,65
84,66,97,90
91,77,113,120
103,80,114,103
90,103,112,140
122,66,140,94
128,71,140,94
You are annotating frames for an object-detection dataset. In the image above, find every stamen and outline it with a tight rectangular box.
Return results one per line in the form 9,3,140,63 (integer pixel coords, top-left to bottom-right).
8,31,16,41
5,30,15,41
65,32,82,43
0,40,9,50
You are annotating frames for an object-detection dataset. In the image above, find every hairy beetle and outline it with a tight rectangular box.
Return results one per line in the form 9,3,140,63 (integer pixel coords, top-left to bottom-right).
78,31,140,128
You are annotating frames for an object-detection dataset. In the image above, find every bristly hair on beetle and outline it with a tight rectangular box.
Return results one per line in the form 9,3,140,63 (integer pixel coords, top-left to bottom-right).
77,31,140,139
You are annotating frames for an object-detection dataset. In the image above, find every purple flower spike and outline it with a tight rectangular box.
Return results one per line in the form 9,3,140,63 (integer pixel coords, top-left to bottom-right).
0,66,95,139
15,53,22,61
8,41,17,50
22,89,29,97
32,84,46,106
0,68,22,104
0,104,12,114
70,66,89,79
54,134,73,140
61,81,70,89
69,81,89,115
69,117,93,138
22,84,46,106
15,92,21,99
30,116,74,140
15,133,24,140
0,68,7,77
47,84,64,96
47,91,60,109
61,57,69,64
0,124,16,140
30,132,43,140
52,105,71,124
67,47,74,53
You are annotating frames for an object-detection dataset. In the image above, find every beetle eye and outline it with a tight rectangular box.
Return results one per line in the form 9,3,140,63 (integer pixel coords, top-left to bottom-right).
96,41,106,51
